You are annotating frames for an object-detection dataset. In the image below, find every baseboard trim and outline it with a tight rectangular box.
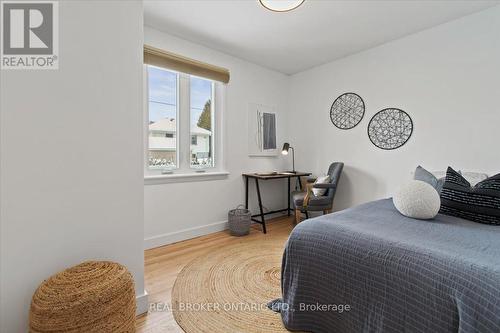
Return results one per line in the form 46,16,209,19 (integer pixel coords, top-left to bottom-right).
136,290,149,315
144,211,289,250
144,220,229,250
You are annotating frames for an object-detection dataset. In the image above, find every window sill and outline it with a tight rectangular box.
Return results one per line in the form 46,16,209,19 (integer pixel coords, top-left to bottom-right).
144,171,229,185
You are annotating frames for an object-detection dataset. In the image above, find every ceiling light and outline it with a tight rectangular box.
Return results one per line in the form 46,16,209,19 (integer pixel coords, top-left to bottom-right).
259,0,305,12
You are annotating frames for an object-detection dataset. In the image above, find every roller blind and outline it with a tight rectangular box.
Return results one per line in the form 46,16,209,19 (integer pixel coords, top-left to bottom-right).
144,45,230,84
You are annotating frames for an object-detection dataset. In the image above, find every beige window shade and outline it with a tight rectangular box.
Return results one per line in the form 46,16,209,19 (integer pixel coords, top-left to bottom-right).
144,45,230,84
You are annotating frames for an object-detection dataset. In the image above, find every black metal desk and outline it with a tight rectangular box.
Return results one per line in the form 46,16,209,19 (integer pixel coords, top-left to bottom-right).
242,172,311,233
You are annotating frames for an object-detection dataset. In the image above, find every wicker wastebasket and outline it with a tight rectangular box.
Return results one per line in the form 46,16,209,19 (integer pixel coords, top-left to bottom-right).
29,261,136,333
228,205,251,236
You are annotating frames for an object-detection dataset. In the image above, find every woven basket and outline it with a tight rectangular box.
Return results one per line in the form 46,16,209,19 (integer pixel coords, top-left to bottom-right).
228,206,251,236
29,261,136,333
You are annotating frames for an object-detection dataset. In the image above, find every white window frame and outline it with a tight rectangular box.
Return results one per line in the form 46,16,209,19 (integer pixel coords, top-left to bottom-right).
144,65,227,184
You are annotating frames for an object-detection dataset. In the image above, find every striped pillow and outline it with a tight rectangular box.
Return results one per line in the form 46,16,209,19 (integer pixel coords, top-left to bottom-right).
439,167,500,225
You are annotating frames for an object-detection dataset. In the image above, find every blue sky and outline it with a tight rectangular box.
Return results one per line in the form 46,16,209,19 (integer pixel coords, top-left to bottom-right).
148,66,211,125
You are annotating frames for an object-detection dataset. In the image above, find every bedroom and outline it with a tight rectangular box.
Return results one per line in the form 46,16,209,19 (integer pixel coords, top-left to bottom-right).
1,0,499,332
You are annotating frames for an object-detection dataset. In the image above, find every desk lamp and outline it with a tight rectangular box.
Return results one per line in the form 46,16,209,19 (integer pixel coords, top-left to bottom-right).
281,143,295,173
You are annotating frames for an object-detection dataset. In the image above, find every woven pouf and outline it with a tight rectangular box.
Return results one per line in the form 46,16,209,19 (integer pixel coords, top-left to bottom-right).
29,261,136,333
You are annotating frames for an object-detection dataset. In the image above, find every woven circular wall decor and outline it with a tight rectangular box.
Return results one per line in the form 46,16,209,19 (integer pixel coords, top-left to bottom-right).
330,92,365,129
368,108,413,150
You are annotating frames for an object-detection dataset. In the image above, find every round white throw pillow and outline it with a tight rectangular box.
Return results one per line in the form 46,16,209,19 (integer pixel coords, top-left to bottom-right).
393,180,441,220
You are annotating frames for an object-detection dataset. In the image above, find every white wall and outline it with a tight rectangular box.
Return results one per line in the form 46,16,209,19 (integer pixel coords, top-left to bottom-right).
0,1,145,332
144,27,290,248
288,6,500,211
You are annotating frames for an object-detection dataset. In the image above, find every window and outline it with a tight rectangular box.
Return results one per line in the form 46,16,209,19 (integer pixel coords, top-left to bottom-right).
147,66,178,169
190,76,214,168
145,63,224,177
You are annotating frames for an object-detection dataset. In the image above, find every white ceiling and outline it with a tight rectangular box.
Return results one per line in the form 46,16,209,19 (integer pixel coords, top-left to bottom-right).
144,0,499,75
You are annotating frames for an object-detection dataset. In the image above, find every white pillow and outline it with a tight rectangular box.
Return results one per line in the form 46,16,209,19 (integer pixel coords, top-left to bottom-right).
312,175,330,196
393,180,441,220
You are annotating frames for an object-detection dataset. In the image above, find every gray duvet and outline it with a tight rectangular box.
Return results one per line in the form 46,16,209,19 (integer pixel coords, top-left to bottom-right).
271,199,500,333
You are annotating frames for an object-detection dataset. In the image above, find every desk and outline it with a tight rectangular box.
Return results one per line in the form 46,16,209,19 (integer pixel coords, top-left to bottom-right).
242,172,312,233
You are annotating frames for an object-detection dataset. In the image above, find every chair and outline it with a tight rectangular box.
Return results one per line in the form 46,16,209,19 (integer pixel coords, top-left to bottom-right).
292,162,344,223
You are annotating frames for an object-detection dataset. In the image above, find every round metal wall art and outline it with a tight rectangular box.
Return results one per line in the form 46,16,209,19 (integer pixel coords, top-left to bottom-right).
330,93,365,130
367,108,413,150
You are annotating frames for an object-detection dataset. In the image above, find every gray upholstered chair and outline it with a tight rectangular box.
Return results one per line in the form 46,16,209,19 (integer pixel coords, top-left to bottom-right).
292,162,344,223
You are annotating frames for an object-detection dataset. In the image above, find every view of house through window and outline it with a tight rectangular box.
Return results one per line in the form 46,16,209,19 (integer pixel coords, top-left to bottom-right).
147,66,178,168
190,76,214,168
147,66,216,171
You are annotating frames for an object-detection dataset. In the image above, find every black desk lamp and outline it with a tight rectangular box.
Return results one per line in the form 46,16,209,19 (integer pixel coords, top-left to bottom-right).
282,143,295,173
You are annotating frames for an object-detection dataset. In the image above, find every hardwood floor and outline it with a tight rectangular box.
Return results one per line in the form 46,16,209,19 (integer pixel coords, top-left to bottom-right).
136,215,295,332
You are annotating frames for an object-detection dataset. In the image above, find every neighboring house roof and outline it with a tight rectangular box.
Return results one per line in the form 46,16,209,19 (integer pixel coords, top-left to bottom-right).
149,118,211,136
149,118,176,132
190,125,211,136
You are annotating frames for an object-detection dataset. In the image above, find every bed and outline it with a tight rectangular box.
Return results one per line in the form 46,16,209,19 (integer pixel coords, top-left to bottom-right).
270,199,500,333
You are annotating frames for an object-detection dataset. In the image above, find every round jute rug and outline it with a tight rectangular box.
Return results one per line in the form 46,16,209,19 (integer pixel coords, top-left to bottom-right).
171,239,289,332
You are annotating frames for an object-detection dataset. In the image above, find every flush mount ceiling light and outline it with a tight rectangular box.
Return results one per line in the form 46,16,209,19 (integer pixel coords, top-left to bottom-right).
259,0,305,12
